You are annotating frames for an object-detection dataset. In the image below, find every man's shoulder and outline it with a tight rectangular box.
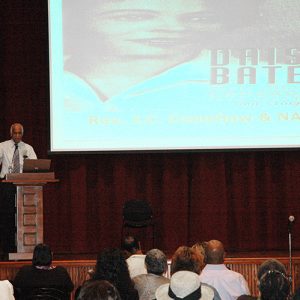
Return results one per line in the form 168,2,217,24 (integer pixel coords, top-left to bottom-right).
201,264,245,279
20,141,33,148
127,254,146,262
217,266,246,281
17,265,34,273
133,273,169,284
225,268,246,279
0,140,12,146
133,273,148,283
53,265,69,273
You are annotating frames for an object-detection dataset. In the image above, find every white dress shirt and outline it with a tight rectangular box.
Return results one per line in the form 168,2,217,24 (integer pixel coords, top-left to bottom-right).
127,254,147,278
0,280,15,300
199,264,250,300
0,139,37,178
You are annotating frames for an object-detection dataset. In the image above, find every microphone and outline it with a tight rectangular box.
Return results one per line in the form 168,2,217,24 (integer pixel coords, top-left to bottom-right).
288,215,295,232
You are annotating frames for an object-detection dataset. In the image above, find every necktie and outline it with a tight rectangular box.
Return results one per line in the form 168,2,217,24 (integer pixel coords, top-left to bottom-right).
12,143,20,173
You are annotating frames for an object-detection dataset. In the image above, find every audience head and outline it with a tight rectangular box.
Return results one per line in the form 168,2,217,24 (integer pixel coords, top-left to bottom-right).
191,242,207,270
145,249,168,276
121,235,140,256
259,270,290,300
93,248,131,285
171,246,203,275
78,280,121,300
32,243,53,267
155,271,201,300
204,239,225,264
257,259,290,300
192,241,207,258
257,259,287,280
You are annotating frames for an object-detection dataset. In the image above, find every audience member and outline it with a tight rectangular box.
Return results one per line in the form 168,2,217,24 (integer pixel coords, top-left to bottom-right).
122,235,147,278
133,248,170,300
171,246,204,275
121,235,141,259
83,248,138,300
258,259,290,300
13,243,74,297
170,246,221,300
156,270,215,300
257,259,287,280
199,240,250,300
77,280,121,300
192,242,208,260
0,280,15,300
0,123,37,256
237,259,290,300
259,269,289,300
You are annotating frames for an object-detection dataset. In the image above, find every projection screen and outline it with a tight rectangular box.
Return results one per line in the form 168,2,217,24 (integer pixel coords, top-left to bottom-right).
48,0,300,152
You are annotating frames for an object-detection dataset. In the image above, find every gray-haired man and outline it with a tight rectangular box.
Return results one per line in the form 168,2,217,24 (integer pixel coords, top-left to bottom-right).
133,248,170,300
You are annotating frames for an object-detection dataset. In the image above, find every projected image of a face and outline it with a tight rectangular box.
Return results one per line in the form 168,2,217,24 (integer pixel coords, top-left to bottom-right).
86,0,221,60
65,0,223,58
63,0,233,99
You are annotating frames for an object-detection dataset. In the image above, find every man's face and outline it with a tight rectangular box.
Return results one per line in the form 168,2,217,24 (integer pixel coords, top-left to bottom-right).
11,125,23,143
84,0,222,60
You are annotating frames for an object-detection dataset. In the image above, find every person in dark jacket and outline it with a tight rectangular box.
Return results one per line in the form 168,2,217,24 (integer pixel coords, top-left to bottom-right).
76,248,138,300
13,243,74,297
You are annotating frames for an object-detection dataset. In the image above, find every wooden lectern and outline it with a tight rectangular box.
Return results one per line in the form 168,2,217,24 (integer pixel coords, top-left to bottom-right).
3,172,58,260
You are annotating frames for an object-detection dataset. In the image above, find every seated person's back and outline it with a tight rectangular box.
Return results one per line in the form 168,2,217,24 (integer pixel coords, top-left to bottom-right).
13,243,74,298
199,240,250,300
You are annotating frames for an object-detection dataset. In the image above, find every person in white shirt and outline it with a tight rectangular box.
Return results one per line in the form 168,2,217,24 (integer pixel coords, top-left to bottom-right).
0,123,37,257
199,240,250,300
122,235,147,278
0,123,37,179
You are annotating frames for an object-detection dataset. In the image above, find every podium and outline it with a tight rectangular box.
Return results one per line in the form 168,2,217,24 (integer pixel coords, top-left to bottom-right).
3,172,58,260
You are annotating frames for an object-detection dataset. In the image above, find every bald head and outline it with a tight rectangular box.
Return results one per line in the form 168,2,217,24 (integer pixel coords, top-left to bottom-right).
205,240,225,264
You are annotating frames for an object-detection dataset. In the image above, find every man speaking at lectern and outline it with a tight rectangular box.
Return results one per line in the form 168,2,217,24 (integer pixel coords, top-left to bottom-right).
0,123,37,258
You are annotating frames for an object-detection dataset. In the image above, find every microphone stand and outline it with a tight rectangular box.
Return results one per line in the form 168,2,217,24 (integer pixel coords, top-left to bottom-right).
288,222,293,298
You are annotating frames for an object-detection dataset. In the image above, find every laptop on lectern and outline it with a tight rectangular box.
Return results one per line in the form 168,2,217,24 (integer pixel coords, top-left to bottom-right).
22,159,51,173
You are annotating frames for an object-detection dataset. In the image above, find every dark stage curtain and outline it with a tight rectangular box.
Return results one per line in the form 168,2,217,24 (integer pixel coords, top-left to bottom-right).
1,1,300,255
